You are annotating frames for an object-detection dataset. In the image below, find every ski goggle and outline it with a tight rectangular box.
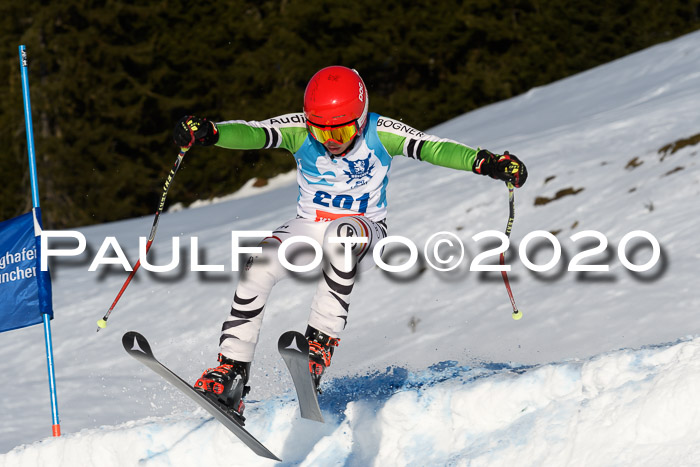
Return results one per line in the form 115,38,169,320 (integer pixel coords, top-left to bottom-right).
307,120,359,145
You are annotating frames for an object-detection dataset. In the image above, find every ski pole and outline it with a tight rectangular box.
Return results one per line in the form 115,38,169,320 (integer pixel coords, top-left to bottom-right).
500,181,522,320
96,147,189,332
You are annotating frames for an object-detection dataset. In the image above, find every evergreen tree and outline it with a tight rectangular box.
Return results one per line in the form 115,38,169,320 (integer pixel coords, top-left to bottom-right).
0,0,697,228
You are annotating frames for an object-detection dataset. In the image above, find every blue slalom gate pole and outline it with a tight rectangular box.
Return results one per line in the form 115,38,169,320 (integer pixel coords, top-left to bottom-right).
19,44,61,437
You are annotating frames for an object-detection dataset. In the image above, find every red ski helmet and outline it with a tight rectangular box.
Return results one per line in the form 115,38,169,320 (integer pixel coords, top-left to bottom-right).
303,66,369,133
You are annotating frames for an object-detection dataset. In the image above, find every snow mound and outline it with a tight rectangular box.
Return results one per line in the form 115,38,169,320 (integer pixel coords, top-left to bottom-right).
4,337,700,466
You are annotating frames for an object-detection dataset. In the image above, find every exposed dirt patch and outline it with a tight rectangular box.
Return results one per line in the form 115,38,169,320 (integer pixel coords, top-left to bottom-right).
625,157,643,169
663,166,684,177
659,132,700,161
534,187,585,206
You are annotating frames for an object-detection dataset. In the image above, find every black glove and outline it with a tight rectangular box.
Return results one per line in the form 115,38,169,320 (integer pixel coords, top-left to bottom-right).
173,115,219,148
472,149,528,187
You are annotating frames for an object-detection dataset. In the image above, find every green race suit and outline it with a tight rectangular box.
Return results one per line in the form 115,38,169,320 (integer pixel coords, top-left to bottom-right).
216,112,478,221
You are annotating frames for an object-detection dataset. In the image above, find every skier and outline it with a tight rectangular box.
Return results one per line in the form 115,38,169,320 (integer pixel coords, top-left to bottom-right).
173,65,527,413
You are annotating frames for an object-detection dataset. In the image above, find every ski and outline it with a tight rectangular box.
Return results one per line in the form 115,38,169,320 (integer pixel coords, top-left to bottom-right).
121,331,280,462
277,331,324,423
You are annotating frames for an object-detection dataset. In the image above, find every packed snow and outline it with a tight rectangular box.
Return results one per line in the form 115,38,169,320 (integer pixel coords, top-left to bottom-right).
1,30,699,466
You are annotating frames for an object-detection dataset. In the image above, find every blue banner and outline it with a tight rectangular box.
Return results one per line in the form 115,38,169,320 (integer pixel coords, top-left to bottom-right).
0,209,53,333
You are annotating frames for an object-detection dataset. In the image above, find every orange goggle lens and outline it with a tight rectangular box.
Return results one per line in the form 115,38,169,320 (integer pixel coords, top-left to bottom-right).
307,121,359,144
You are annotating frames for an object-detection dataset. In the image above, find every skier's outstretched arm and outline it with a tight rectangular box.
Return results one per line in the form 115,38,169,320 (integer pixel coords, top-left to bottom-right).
376,116,528,187
174,114,308,153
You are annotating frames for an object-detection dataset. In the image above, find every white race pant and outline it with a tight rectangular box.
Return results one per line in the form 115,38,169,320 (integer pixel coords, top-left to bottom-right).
219,216,387,362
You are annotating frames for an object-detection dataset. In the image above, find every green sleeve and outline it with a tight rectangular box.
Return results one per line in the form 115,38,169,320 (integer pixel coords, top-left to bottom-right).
376,116,478,171
279,127,309,153
216,122,268,150
419,139,478,171
377,130,406,157
214,114,309,153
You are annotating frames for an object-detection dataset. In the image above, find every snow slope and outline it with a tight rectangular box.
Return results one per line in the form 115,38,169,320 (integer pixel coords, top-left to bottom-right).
1,30,700,466
4,338,700,466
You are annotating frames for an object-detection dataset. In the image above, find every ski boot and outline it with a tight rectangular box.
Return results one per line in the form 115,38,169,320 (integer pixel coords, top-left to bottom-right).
306,326,340,393
194,354,251,422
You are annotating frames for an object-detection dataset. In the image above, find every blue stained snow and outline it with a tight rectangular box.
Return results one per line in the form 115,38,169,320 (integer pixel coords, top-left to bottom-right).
318,359,535,423
319,366,410,419
246,358,563,466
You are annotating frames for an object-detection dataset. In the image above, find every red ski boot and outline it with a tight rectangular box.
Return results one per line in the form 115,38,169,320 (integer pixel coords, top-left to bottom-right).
306,326,340,393
194,354,251,418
